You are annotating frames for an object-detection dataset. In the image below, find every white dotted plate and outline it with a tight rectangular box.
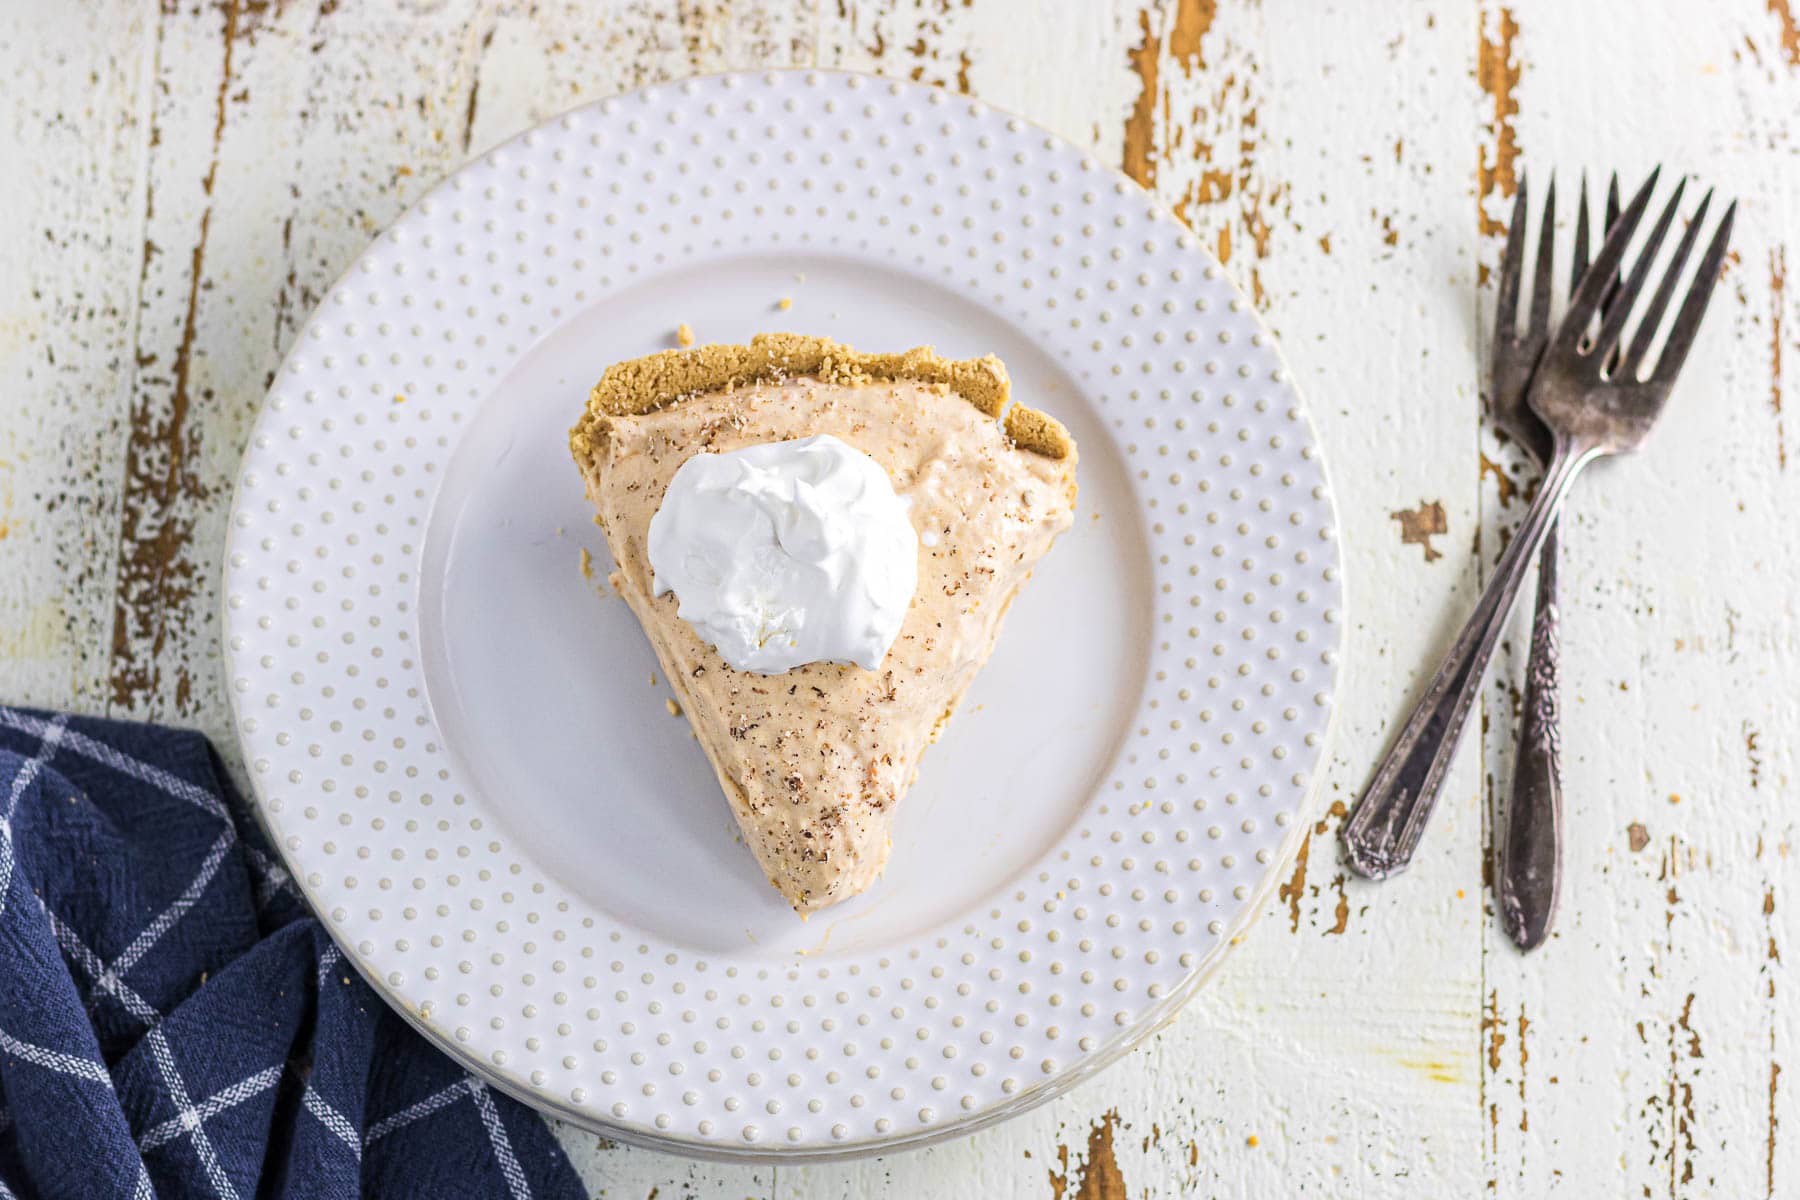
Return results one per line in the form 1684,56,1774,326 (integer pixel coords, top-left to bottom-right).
222,70,1343,1159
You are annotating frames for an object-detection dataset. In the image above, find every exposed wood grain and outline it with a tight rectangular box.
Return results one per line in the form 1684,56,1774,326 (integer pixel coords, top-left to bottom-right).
1120,0,1284,308
1122,7,1160,190
1773,247,1787,469
1772,0,1800,67
1475,5,1519,241
0,1,152,715
1044,1110,1126,1200
107,0,239,716
1392,501,1449,563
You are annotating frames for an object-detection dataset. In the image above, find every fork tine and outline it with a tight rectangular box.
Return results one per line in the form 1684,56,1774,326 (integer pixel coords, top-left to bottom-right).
1571,173,1592,296
1496,173,1530,345
1528,173,1556,338
1650,198,1737,384
1598,173,1624,321
1621,190,1712,378
1550,166,1661,357
1593,178,1688,365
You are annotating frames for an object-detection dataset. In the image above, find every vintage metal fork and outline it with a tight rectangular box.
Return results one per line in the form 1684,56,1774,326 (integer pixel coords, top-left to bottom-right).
1342,168,1736,881
1487,172,1619,951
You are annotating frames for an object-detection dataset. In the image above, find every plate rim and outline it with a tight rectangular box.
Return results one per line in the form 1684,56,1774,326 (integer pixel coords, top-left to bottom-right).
219,65,1349,1161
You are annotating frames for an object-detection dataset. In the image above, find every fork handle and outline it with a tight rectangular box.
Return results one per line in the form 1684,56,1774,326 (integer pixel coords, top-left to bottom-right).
1341,443,1594,879
1497,518,1563,949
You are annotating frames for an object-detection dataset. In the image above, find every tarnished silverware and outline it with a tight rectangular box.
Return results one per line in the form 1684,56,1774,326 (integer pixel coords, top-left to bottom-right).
1342,168,1736,882
1488,173,1619,951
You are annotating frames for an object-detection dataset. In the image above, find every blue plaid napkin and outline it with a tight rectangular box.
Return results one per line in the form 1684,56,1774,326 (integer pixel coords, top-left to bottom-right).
0,706,584,1198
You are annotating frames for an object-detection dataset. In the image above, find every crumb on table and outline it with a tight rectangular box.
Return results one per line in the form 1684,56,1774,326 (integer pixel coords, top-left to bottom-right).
579,547,594,579
676,322,694,347
777,297,793,311
665,698,682,717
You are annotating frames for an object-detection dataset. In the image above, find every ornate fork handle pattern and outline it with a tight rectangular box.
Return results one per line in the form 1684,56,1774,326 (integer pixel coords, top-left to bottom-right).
1498,521,1563,948
1341,446,1592,880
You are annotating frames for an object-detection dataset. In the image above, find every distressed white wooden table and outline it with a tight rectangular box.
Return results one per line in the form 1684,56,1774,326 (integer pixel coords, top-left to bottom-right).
2,2,1795,1195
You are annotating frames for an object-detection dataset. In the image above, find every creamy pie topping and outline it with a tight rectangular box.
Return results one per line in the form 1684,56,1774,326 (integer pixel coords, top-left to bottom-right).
647,434,919,675
571,336,1076,911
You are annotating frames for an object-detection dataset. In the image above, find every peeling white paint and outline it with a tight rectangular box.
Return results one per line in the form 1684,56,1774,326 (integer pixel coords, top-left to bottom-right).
0,1,1794,1196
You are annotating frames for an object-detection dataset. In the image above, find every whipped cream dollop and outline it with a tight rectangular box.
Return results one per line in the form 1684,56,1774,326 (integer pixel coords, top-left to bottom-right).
647,434,919,675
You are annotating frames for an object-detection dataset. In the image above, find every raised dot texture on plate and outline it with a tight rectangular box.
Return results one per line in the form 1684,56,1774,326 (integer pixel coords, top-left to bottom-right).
221,69,1341,1161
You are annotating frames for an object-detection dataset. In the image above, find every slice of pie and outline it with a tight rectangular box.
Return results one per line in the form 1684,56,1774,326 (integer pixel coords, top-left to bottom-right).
569,333,1077,913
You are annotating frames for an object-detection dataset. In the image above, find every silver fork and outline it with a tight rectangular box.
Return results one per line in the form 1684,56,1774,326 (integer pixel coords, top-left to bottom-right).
1342,169,1736,881
1488,172,1619,951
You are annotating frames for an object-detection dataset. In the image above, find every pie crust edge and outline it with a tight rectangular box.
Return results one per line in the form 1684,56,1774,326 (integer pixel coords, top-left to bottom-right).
568,332,1077,495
